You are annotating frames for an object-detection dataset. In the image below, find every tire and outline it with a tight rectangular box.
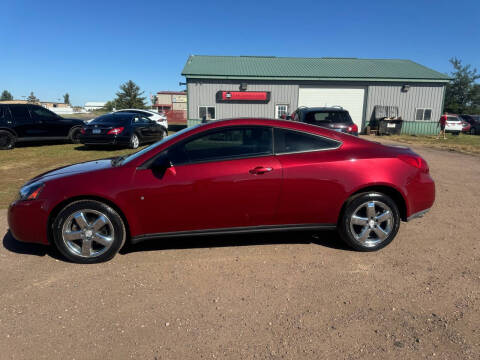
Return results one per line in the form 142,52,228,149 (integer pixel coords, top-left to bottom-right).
0,130,15,150
338,192,400,252
69,127,82,144
52,200,126,263
160,128,167,140
129,133,140,149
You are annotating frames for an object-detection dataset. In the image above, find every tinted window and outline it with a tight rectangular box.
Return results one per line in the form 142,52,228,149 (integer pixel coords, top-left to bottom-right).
447,116,460,122
274,128,340,154
91,114,132,124
9,105,31,123
30,106,58,120
120,110,151,117
169,127,272,165
0,106,8,122
304,111,350,124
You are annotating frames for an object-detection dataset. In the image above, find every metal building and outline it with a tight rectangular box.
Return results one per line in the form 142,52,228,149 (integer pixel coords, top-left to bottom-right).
182,56,450,134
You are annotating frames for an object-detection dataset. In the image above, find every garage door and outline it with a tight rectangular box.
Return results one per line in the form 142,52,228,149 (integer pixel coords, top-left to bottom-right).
298,86,365,128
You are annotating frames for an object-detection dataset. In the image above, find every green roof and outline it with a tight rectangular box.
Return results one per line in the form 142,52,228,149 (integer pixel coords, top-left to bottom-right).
182,55,450,83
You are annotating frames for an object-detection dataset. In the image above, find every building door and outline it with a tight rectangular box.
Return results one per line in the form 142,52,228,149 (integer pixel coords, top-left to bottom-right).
298,86,366,129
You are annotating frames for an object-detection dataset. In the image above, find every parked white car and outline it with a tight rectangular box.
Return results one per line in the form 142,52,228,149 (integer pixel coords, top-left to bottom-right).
114,109,168,130
445,115,463,135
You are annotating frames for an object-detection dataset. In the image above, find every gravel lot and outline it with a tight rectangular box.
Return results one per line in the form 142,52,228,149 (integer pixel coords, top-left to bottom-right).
1,139,479,359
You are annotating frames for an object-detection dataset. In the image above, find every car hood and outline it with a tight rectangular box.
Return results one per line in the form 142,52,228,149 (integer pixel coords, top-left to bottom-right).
28,159,114,184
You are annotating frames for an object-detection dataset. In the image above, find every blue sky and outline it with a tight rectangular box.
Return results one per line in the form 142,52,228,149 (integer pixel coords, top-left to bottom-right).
2,0,479,106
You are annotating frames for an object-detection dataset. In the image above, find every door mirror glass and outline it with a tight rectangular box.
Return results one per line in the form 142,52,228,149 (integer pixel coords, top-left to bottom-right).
150,152,172,178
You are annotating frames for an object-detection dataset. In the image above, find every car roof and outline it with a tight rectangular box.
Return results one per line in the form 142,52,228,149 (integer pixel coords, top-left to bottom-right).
297,107,347,112
115,109,153,113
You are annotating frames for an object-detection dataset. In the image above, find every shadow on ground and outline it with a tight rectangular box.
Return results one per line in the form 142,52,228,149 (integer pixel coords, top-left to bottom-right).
3,229,350,262
119,230,351,255
2,230,63,260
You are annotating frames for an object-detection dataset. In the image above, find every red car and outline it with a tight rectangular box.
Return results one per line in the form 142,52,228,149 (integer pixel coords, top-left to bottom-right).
8,119,435,263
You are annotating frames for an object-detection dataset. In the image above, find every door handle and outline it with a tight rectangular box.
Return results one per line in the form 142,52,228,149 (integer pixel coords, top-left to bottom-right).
249,166,273,175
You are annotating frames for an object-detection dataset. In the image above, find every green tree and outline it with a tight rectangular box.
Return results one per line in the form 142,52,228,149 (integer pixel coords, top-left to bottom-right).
103,100,115,111
444,58,480,114
113,80,146,109
1,90,13,101
27,91,39,103
63,93,70,105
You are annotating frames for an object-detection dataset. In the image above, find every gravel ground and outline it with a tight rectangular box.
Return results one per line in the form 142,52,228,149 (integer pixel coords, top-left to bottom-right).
0,139,479,359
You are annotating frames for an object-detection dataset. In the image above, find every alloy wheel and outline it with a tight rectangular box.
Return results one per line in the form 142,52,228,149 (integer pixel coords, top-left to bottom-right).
61,209,115,258
131,134,139,148
349,200,394,248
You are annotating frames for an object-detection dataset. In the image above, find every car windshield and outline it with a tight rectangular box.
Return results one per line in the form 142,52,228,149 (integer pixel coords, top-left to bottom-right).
119,124,201,165
90,114,132,124
305,111,350,124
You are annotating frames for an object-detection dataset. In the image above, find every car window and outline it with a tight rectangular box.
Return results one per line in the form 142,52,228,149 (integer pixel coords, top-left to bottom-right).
9,105,31,123
447,116,460,122
169,126,273,165
274,128,340,154
30,106,58,120
305,111,350,124
0,106,9,122
91,114,131,124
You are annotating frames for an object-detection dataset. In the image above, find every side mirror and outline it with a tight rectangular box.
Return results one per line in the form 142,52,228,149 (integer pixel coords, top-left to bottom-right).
150,152,173,178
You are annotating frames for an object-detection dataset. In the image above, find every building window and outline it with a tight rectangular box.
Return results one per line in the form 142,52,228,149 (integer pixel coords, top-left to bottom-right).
275,104,289,119
199,106,215,120
415,108,432,121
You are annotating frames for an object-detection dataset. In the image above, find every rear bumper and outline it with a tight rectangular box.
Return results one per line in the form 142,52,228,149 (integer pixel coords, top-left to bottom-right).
8,199,50,245
405,172,435,220
79,135,130,146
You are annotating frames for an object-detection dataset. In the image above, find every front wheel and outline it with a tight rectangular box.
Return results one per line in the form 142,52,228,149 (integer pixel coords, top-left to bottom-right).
52,200,126,263
129,134,140,149
338,192,400,251
0,130,15,150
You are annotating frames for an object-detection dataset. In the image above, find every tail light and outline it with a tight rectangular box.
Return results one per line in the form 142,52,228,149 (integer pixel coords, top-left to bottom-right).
398,155,429,174
107,127,124,135
347,124,358,133
80,128,86,134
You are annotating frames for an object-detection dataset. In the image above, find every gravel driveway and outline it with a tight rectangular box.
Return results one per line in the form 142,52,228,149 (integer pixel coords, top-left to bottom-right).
1,140,479,359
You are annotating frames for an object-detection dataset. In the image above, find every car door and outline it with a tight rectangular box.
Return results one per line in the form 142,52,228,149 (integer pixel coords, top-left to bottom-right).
29,105,69,137
273,128,344,225
132,116,153,141
130,126,282,235
8,105,39,138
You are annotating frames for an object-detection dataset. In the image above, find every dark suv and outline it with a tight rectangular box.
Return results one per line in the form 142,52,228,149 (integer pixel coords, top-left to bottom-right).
289,107,358,136
0,104,85,149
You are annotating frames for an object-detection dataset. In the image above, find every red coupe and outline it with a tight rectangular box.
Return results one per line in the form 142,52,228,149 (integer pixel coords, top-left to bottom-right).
8,119,435,263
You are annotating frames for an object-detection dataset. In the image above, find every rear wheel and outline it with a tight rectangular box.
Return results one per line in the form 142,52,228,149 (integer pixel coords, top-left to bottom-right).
338,192,400,251
0,130,15,150
52,200,126,263
129,133,140,149
69,127,82,144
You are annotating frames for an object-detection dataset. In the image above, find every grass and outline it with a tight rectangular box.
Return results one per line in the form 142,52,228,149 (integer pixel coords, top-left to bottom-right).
385,133,480,155
0,142,151,209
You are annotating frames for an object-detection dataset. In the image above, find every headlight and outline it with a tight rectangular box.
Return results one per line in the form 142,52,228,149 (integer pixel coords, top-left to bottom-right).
18,181,45,201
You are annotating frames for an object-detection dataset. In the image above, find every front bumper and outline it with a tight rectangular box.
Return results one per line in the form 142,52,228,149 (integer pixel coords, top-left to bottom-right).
8,199,50,245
